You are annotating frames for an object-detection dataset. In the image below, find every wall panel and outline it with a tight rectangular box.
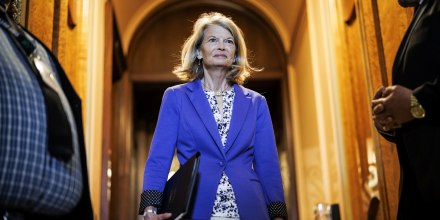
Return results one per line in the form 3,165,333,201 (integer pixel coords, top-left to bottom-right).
27,0,54,48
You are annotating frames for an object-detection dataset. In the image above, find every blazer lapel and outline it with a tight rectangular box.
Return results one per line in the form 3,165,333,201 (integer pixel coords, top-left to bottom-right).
186,79,224,154
393,2,428,82
224,84,251,153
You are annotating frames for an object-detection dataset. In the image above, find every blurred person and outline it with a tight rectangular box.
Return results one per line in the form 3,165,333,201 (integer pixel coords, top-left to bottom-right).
0,0,93,219
371,0,440,219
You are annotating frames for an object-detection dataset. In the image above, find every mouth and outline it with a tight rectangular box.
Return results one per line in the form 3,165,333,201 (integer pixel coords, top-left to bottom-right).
213,54,228,58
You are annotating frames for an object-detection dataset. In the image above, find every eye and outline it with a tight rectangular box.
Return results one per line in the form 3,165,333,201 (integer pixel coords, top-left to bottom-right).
225,39,235,45
208,37,217,43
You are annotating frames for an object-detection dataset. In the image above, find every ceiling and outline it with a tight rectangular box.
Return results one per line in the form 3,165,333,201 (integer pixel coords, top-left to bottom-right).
111,0,305,54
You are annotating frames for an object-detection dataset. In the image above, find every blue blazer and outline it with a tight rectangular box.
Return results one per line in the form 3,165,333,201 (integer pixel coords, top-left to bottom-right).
142,79,286,219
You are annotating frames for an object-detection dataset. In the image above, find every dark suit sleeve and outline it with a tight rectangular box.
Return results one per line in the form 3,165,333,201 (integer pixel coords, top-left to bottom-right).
29,30,94,220
411,0,440,124
51,50,94,220
413,77,440,124
377,129,397,143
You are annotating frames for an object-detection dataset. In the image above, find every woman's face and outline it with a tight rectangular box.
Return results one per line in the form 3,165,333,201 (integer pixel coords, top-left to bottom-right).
198,24,236,70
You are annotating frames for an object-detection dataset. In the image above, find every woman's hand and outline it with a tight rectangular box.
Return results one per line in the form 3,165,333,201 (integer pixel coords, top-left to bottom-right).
142,213,172,220
142,206,172,220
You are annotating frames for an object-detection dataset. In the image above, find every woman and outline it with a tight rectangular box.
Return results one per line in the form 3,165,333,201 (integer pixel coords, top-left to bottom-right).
139,12,287,220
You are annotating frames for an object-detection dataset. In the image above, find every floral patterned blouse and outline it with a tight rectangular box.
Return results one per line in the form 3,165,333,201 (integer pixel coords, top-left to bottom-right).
203,87,240,219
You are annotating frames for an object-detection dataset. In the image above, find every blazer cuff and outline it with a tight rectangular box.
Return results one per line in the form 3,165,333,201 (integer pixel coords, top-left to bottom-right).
138,190,163,215
268,201,288,219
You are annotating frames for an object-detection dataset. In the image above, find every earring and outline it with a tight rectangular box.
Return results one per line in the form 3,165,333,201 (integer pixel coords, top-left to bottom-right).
196,58,201,73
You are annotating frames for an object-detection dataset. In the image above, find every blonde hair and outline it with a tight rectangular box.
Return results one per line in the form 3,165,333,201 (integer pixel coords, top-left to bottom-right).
172,12,259,85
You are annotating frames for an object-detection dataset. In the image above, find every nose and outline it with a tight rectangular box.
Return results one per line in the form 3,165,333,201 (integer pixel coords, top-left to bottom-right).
217,41,225,50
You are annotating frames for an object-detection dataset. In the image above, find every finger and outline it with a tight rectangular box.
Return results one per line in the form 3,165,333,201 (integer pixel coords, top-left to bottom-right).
371,99,382,105
375,118,388,131
373,117,389,132
384,124,400,131
371,98,385,110
143,213,155,220
382,116,393,124
372,103,385,115
373,120,383,130
381,116,395,129
372,114,386,122
382,86,395,97
373,86,385,99
157,213,172,220
382,117,402,131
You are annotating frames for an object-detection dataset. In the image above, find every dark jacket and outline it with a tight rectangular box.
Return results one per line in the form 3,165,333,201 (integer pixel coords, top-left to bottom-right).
0,9,93,219
28,28,94,220
387,0,440,218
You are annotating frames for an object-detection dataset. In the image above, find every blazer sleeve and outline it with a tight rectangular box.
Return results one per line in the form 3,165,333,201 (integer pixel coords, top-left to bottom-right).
253,96,288,219
138,87,180,214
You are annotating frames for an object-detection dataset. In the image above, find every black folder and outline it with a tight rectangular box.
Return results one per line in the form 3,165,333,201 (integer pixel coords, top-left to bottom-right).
159,152,200,220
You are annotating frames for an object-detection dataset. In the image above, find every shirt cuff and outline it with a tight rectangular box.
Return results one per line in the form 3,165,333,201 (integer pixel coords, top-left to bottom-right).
138,190,163,215
268,201,288,219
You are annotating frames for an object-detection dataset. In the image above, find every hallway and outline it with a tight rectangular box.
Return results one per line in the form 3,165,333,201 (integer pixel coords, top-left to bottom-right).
6,0,418,219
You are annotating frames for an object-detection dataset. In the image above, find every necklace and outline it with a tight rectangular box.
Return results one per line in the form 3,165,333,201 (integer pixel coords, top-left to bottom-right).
203,78,230,96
